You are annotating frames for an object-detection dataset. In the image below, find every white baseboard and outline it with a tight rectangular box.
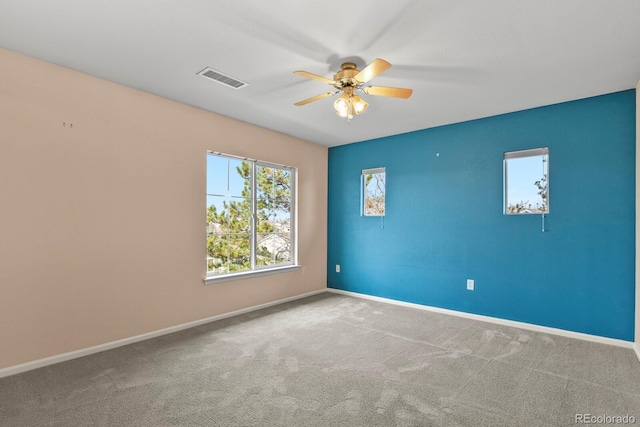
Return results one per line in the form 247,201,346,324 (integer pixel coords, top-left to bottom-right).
0,289,326,379
328,288,635,350
634,343,640,363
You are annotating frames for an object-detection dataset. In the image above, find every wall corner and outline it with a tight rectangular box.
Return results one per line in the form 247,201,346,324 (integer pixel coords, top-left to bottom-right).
636,80,640,349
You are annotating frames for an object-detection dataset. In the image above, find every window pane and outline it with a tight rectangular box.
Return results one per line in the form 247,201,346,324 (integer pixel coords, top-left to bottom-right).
256,233,291,267
256,165,274,211
207,155,228,196
206,195,228,234
275,169,291,211
228,196,251,234
229,159,250,198
274,168,292,237
256,164,291,233
256,232,273,266
228,234,251,272
256,209,288,231
505,149,549,214
273,207,291,228
363,169,385,216
274,232,291,265
206,235,229,274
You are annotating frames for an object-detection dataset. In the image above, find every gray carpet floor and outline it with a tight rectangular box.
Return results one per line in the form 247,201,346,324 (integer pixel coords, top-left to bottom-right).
1,292,639,426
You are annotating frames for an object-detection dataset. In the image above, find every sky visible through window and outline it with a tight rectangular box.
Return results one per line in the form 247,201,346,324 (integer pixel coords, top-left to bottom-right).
206,155,247,212
506,154,548,213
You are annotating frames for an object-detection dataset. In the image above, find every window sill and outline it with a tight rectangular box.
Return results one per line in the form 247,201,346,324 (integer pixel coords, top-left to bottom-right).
204,265,300,285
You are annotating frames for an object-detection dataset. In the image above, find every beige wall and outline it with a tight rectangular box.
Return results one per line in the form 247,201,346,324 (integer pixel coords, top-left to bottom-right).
0,48,327,370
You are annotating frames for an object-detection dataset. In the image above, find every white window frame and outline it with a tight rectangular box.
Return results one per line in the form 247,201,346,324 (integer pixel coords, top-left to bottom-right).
504,147,549,215
362,167,386,217
205,152,298,284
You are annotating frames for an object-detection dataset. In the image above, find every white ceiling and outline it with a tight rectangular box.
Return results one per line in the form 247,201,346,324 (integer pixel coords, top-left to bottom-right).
1,1,639,147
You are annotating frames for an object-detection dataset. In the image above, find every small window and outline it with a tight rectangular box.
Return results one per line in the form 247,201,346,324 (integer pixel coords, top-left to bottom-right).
362,167,385,216
504,148,549,214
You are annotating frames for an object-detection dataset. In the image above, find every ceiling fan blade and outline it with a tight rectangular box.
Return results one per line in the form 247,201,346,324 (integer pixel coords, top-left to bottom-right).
294,92,336,106
363,86,413,99
293,70,335,85
355,58,391,83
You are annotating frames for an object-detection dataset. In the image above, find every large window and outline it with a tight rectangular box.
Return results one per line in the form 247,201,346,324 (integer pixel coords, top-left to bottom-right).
206,152,295,282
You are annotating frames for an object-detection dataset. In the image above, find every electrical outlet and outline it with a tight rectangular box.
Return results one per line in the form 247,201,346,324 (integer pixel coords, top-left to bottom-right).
467,279,474,291
302,266,308,275
336,265,341,273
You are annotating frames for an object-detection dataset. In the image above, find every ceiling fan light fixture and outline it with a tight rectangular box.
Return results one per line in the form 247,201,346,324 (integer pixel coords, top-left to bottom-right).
334,93,368,120
352,95,369,115
334,94,351,118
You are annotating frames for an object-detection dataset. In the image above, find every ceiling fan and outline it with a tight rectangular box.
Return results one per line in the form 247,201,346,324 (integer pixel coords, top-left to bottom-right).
293,58,413,122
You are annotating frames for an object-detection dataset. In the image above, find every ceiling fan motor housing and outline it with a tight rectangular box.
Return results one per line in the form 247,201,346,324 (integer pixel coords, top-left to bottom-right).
333,62,360,89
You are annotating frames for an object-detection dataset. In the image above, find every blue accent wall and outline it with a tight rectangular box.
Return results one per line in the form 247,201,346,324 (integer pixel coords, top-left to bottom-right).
328,90,636,341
